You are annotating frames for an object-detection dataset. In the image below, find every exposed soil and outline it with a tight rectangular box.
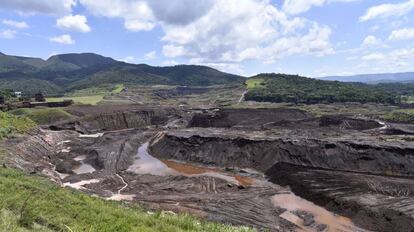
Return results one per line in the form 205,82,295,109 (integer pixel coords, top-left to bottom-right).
4,106,414,232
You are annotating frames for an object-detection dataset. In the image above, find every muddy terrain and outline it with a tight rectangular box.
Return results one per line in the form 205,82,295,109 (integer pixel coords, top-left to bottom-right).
4,106,414,231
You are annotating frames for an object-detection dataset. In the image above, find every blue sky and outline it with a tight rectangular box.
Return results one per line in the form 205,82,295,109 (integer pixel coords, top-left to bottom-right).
0,0,413,77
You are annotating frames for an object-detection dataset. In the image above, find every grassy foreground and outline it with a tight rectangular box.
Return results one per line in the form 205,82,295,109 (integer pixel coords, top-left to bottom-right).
0,167,252,232
0,112,36,140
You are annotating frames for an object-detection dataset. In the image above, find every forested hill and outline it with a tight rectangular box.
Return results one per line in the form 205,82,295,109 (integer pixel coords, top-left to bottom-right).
245,73,414,104
0,52,244,95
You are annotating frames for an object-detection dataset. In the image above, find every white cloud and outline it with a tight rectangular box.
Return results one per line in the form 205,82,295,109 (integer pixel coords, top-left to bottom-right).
362,35,383,47
362,52,385,61
162,45,189,58
283,0,325,15
49,34,75,44
147,0,215,25
361,47,414,71
144,51,157,60
389,28,414,41
0,0,75,15
360,0,414,22
120,56,136,63
161,0,333,65
78,0,333,68
79,0,155,32
162,60,179,66
2,19,29,29
282,0,360,15
56,15,91,33
0,29,16,39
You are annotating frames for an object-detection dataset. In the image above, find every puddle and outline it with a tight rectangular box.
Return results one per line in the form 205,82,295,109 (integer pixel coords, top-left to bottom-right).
108,194,136,201
127,143,176,175
272,193,366,232
74,155,87,161
79,133,104,138
61,148,71,153
63,179,100,190
128,143,254,186
73,162,96,174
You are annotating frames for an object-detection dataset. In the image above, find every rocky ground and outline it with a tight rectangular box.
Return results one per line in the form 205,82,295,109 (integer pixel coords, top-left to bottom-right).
4,105,414,231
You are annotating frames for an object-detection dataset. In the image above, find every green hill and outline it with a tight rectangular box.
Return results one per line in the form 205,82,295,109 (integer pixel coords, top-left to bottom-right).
245,73,401,104
0,52,244,95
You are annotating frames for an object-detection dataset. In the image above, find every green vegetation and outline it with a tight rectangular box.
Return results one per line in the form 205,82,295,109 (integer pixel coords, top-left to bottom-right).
383,109,414,124
112,84,125,94
0,112,36,140
0,167,252,232
47,95,104,106
9,108,73,125
401,96,414,104
0,53,243,95
0,78,63,95
245,74,400,104
246,78,264,89
46,86,113,105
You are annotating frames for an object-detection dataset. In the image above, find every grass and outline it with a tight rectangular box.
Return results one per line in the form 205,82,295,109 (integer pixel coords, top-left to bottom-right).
9,108,73,125
0,167,253,232
0,112,36,140
382,109,414,124
112,84,125,94
246,78,264,89
47,95,104,106
401,95,414,104
47,85,125,106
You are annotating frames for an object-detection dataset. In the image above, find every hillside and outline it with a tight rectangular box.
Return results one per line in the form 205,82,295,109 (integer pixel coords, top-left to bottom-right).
321,72,414,84
0,52,244,95
245,73,402,104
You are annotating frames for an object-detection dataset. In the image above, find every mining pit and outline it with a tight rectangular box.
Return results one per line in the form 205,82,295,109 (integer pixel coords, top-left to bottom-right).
5,105,414,232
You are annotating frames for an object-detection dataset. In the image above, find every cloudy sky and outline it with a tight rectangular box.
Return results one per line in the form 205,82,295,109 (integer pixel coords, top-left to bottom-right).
0,0,413,77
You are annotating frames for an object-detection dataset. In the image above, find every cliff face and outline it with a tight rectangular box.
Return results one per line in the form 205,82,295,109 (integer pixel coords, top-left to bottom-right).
149,130,414,176
50,107,181,133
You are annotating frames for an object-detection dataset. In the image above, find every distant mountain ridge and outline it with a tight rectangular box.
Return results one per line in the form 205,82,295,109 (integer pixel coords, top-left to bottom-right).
321,72,414,84
0,52,244,94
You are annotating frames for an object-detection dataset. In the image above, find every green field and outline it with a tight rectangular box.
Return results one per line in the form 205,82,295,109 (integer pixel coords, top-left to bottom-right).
0,167,252,232
382,109,414,124
246,78,264,89
402,96,414,104
9,108,73,125
112,84,125,94
46,84,125,105
47,95,104,105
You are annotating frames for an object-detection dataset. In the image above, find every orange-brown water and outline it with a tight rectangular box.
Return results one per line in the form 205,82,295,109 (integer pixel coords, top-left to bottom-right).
272,193,367,232
128,143,254,186
162,160,254,186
